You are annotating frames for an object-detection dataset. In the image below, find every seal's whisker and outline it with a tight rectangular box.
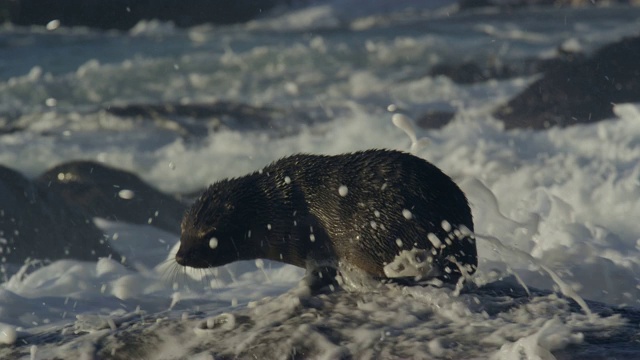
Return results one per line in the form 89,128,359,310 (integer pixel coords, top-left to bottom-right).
229,236,240,260
166,263,181,289
158,260,176,281
179,265,188,291
158,258,176,266
203,269,215,290
208,268,221,288
197,268,207,289
175,264,185,286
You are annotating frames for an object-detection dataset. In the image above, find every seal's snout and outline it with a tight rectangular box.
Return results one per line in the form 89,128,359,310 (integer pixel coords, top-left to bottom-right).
174,250,187,266
175,241,212,268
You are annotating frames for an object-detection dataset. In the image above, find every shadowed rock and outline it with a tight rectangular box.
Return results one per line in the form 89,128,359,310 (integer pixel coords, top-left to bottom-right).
0,165,119,264
0,160,189,265
494,35,640,129
36,161,187,235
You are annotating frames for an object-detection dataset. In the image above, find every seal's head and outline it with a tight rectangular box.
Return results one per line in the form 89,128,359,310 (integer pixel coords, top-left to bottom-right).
175,179,258,268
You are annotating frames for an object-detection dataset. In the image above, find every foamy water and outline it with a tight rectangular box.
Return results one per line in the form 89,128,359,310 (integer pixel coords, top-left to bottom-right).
1,2,640,358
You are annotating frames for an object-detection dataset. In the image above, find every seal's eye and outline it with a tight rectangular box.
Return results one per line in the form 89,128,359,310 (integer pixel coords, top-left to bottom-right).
198,228,217,239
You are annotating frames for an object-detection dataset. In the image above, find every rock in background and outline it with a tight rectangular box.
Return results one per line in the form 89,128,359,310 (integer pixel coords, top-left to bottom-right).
1,0,287,30
0,161,188,265
493,35,640,129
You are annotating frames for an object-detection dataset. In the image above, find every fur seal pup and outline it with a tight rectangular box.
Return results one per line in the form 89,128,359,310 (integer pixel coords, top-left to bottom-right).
176,149,476,284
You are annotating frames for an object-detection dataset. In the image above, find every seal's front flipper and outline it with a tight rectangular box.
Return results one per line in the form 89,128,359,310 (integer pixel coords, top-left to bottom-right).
301,266,339,293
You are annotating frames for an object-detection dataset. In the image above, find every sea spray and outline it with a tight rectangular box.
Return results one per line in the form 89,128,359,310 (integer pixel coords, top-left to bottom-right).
390,112,593,319
474,232,593,319
391,113,429,154
458,177,540,238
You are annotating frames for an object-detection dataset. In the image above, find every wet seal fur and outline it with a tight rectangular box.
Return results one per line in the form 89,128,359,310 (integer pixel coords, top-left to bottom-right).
176,149,476,285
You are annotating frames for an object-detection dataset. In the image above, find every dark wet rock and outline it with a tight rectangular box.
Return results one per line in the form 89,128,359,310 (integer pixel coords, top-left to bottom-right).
414,111,456,129
2,101,330,140
494,35,640,129
429,61,516,84
0,126,23,135
533,49,586,74
36,161,187,235
0,165,118,264
0,160,189,265
105,101,323,138
429,49,584,85
106,101,280,136
4,0,287,30
459,0,637,10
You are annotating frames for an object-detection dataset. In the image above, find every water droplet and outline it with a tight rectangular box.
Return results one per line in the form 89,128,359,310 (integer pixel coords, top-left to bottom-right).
427,233,442,248
118,189,135,200
46,19,60,31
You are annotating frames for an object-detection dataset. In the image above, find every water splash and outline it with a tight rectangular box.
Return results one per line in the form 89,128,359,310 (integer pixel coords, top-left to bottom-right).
474,232,594,319
391,113,429,154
